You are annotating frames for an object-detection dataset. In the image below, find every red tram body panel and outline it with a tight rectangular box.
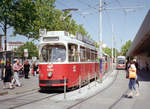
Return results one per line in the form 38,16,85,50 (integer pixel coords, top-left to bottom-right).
39,63,99,88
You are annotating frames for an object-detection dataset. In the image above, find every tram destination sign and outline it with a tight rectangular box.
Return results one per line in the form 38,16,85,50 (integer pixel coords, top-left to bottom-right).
43,37,59,42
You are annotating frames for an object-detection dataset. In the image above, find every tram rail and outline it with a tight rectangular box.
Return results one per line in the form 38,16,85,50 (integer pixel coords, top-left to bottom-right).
66,70,119,109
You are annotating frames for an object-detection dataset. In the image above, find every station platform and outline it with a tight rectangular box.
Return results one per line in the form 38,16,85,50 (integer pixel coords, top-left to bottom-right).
0,75,39,96
68,70,150,109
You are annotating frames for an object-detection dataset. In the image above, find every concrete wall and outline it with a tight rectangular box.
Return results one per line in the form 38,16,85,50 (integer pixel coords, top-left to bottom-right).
137,56,150,70
127,10,150,56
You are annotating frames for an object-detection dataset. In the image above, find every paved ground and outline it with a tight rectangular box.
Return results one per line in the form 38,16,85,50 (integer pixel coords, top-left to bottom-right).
70,70,150,109
0,74,39,95
1,69,150,109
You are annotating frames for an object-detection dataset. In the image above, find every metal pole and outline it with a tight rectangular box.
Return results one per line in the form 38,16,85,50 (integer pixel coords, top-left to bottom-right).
64,77,66,99
94,53,97,86
79,75,81,93
88,73,90,89
114,36,116,63
95,71,97,86
99,0,102,58
98,0,103,83
112,24,114,70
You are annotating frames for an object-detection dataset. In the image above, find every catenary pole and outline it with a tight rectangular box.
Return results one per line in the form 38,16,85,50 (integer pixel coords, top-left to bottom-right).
98,0,103,82
99,0,102,58
112,24,114,69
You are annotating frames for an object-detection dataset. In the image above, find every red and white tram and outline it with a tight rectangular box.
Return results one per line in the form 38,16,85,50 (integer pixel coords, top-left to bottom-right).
38,31,99,90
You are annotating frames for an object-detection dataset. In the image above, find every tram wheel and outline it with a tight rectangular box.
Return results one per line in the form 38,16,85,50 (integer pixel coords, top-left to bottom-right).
39,87,47,93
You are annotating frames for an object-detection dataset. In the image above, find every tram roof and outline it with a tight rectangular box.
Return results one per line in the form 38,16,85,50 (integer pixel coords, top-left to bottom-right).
126,10,150,57
39,31,97,50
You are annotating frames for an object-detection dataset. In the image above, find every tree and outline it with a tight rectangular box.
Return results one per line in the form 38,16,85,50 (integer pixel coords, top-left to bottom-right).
10,0,93,41
0,0,17,50
15,42,38,59
11,0,55,40
120,40,132,56
102,47,112,57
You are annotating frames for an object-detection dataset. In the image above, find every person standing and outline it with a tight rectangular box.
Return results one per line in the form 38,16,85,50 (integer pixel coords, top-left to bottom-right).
11,59,22,87
3,61,13,89
128,60,139,97
32,62,38,76
133,59,140,87
24,60,30,79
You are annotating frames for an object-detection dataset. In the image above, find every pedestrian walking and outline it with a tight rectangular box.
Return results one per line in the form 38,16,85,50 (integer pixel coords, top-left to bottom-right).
145,62,149,72
0,60,5,80
125,60,130,78
2,61,13,89
127,60,139,97
24,60,30,79
32,62,38,76
133,59,140,87
18,62,23,78
11,59,22,87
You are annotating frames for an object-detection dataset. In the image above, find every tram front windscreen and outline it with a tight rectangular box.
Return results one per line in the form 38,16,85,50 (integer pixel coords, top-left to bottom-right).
40,45,66,62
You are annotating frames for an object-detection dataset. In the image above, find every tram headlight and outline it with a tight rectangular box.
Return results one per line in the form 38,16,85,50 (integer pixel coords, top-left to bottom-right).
48,72,53,77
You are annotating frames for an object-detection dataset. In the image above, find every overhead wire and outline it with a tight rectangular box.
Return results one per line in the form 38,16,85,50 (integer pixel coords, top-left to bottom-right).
114,0,127,47
76,0,99,13
56,0,70,9
115,0,127,15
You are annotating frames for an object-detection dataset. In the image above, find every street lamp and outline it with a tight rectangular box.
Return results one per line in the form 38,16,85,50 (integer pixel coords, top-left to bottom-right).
61,8,78,32
62,8,78,12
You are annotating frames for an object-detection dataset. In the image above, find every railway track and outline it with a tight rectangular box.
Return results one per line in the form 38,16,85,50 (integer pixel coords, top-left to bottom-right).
0,89,61,109
8,93,60,109
66,70,120,109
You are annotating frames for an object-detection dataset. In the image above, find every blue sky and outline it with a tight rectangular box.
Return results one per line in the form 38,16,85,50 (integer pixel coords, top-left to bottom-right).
2,0,150,51
55,0,150,50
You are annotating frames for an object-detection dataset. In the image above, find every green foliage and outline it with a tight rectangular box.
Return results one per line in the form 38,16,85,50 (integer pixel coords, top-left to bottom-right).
15,42,38,59
121,40,132,56
102,47,119,57
11,0,56,40
113,48,119,57
102,47,111,57
0,0,17,41
11,0,91,40
1,0,94,49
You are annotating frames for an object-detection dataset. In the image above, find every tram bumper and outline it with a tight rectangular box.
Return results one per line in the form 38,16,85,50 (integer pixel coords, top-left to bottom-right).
39,79,69,87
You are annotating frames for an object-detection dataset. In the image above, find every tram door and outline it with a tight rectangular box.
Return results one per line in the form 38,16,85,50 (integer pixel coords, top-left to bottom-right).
68,43,79,86
80,46,86,83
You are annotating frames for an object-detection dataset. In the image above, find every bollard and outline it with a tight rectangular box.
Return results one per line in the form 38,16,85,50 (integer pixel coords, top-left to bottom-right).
64,77,66,99
100,73,103,83
88,73,90,89
79,75,81,93
94,72,97,86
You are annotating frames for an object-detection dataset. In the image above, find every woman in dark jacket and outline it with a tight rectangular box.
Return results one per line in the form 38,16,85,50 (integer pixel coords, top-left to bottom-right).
3,61,13,89
24,60,30,79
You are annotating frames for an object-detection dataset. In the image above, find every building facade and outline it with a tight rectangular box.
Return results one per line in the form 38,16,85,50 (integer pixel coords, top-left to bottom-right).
7,42,24,51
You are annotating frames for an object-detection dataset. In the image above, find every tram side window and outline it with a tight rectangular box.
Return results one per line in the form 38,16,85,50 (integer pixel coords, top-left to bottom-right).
95,52,98,61
91,50,97,61
68,44,78,62
86,48,91,62
80,47,85,62
91,52,94,61
41,47,49,62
